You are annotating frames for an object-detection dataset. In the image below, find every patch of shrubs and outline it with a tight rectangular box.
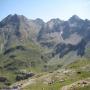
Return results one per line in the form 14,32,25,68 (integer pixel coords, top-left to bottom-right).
16,72,35,81
0,76,7,82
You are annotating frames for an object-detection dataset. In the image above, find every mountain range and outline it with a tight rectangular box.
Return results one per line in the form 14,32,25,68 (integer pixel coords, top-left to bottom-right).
0,14,90,89
0,14,90,57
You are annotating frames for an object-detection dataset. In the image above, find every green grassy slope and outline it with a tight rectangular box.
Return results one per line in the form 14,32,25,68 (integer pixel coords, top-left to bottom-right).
23,59,90,90
0,41,50,88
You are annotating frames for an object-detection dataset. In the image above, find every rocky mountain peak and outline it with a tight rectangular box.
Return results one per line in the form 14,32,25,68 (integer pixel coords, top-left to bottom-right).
69,15,81,23
47,18,62,24
0,14,90,56
0,14,28,26
34,18,45,26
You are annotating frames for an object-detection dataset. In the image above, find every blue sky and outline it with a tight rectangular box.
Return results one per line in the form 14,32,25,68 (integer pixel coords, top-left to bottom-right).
0,0,90,21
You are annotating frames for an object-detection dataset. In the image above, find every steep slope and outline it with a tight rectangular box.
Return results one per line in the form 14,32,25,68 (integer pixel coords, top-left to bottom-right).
41,15,90,59
0,14,90,89
0,14,90,57
0,14,44,52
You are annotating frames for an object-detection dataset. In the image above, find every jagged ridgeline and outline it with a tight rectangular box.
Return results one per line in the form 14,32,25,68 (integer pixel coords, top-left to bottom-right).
0,14,90,68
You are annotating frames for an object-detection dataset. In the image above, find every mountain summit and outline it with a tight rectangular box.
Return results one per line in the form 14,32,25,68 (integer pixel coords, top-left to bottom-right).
70,15,81,20
0,14,90,57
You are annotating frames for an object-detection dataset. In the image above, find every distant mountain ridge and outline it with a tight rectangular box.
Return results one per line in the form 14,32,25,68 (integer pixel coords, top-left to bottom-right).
0,14,90,58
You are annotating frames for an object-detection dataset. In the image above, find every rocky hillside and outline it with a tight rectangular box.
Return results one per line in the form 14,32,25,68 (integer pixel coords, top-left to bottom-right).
0,14,90,89
0,14,90,57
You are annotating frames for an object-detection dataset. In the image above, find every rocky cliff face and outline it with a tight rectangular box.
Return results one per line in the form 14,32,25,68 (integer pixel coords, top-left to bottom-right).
0,14,90,57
